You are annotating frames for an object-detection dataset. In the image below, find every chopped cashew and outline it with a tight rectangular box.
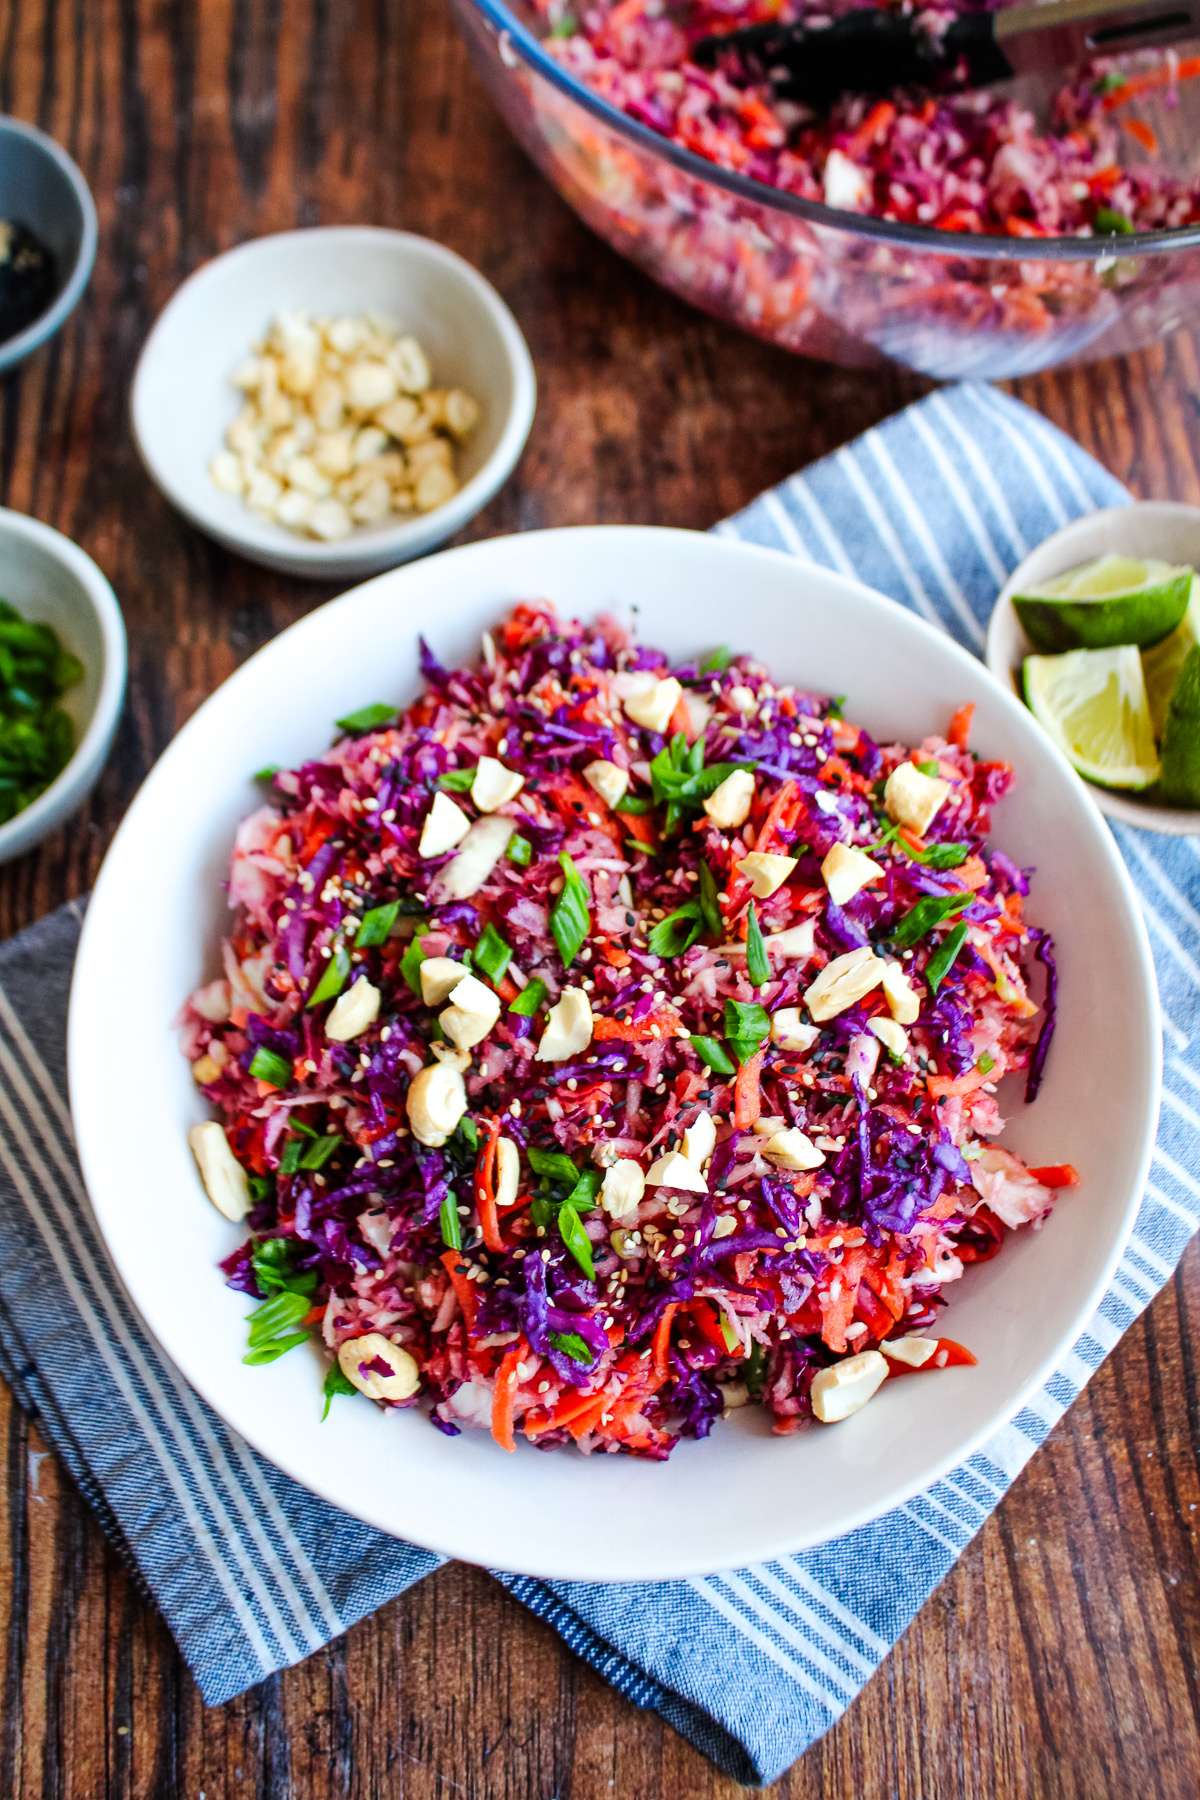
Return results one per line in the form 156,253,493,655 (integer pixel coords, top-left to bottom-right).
644,1150,708,1193
803,947,886,1022
188,1121,252,1222
438,815,514,900
495,1137,521,1208
325,977,381,1042
439,972,502,1050
870,1016,909,1060
810,1350,889,1423
682,1108,716,1168
582,759,629,810
535,987,594,1062
419,956,465,1007
771,1007,820,1054
882,960,921,1025
737,851,797,899
765,921,816,963
703,768,755,829
821,841,884,906
599,1158,645,1220
761,1127,825,1171
471,755,524,813
884,762,950,837
430,1041,471,1072
881,1336,937,1368
336,1333,420,1402
419,790,470,858
623,675,683,734
406,1060,468,1146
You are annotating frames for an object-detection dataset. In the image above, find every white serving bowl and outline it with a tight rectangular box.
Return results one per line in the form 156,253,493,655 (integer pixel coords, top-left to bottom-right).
130,228,537,580
988,501,1200,837
0,509,125,864
69,527,1159,1580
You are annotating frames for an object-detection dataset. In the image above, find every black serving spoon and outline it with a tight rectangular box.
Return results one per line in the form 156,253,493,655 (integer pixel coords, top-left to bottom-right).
691,0,1200,108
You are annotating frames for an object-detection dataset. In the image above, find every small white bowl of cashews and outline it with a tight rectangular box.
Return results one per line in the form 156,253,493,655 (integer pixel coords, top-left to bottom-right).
131,228,537,581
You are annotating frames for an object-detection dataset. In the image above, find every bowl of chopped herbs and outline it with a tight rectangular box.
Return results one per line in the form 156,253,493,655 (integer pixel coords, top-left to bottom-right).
0,508,124,863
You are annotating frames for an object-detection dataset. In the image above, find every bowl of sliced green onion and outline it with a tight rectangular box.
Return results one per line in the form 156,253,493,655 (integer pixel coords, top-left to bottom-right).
0,508,125,864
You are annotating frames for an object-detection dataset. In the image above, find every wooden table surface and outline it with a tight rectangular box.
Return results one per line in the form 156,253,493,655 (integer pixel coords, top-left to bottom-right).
1,3,1198,1796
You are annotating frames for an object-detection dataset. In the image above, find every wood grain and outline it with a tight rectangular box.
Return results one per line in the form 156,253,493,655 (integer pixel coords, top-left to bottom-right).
0,2,1197,1795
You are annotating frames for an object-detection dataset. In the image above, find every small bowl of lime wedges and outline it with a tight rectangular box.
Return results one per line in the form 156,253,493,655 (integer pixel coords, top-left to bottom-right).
988,501,1200,837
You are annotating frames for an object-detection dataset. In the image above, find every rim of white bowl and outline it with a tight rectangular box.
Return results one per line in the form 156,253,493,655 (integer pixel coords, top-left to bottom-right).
0,508,126,859
67,526,1162,1577
987,501,1200,837
130,227,537,570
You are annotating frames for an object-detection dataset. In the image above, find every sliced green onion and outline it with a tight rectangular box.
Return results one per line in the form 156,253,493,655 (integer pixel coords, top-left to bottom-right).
253,764,280,782
925,921,968,993
549,1329,593,1364
723,998,770,1047
321,1363,357,1420
249,1045,292,1088
457,1116,479,1151
557,1203,595,1279
745,1341,766,1397
718,1312,740,1353
437,766,475,792
507,833,533,867
550,851,591,968
355,900,400,947
648,902,703,958
1095,205,1134,234
699,645,733,674
439,1192,462,1251
299,1133,343,1171
508,977,547,1017
745,902,770,988
251,1237,314,1295
698,860,722,939
244,1332,310,1366
614,793,653,815
307,944,351,1008
279,1138,304,1176
335,702,396,735
915,759,941,776
690,1034,736,1076
891,891,970,948
399,927,428,995
977,1050,996,1075
474,922,513,984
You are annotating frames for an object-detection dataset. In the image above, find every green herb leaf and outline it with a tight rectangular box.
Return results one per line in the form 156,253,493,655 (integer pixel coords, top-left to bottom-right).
437,766,476,792
648,901,704,958
922,842,971,870
718,1312,740,1353
508,977,547,1018
826,694,846,720
527,1144,580,1186
299,1133,343,1171
557,1203,595,1280
307,944,351,1008
248,1045,291,1088
474,922,513,984
699,646,733,674
399,926,428,995
355,900,400,947
925,921,968,993
457,1116,479,1151
1095,205,1133,234
251,1238,316,1296
891,891,971,948
564,1168,601,1212
253,764,280,782
723,999,770,1047
549,1329,594,1364
690,1034,736,1076
976,1050,995,1075
507,833,533,867
321,1363,357,1420
745,1341,766,1397
550,851,591,968
335,702,397,735
745,902,770,988
439,1192,462,1251
698,860,722,939
614,792,653,815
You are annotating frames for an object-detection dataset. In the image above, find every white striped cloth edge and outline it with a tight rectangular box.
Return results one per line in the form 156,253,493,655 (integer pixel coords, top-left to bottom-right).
0,383,1194,1788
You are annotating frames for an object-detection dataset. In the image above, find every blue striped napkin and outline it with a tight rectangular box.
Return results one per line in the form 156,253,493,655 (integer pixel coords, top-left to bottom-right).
1,382,1196,1788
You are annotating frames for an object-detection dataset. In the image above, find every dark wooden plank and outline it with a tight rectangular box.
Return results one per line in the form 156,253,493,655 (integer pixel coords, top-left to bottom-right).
0,2,1197,1796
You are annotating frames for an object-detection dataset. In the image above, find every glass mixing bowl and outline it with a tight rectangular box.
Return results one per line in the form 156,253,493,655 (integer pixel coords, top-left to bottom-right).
452,0,1200,379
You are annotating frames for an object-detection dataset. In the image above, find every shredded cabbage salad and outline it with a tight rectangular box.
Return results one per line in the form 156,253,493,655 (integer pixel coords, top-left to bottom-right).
183,602,1077,1455
532,0,1200,239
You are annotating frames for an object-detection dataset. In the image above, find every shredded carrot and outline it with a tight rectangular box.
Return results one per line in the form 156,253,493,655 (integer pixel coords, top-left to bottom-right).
652,1303,678,1382
734,1050,764,1128
491,1336,528,1453
847,100,895,157
668,694,693,740
948,703,974,750
301,1303,325,1328
1122,116,1159,156
1102,57,1200,110
440,1250,478,1336
926,1066,991,1099
474,1117,504,1254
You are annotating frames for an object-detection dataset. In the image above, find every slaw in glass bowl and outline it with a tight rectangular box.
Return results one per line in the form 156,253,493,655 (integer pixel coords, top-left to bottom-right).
452,0,1200,378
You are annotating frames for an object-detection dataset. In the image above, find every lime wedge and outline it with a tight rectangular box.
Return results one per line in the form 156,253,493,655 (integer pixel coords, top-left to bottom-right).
1159,644,1200,806
1143,574,1200,738
1023,646,1161,790
1013,553,1193,651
